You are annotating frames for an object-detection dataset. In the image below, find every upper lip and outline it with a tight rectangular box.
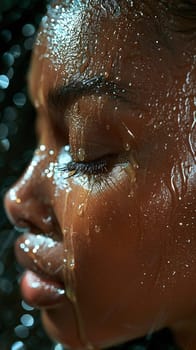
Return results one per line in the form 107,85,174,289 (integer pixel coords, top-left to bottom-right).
15,233,65,286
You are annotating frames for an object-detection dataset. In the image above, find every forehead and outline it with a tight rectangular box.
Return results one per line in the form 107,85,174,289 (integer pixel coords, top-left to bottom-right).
33,0,162,84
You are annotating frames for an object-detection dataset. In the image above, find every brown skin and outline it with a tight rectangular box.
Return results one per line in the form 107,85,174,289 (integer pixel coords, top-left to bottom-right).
4,1,196,349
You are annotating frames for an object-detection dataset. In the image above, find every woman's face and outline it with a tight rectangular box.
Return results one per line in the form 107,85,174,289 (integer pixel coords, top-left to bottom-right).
4,1,196,349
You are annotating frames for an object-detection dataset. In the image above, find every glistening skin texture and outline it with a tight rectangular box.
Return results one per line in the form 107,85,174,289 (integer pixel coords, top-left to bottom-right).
4,0,196,349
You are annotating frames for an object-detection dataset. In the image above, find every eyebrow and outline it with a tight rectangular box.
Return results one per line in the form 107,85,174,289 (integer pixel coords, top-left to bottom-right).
47,76,131,111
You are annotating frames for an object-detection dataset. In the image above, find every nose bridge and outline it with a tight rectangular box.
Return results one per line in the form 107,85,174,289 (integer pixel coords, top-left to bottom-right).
4,151,50,228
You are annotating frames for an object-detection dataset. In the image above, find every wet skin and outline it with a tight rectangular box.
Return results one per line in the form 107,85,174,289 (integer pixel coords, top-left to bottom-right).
4,1,196,349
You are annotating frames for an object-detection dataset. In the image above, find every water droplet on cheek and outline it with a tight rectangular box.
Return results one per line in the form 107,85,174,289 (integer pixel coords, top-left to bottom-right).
94,225,101,233
77,203,85,217
42,215,52,225
124,142,131,151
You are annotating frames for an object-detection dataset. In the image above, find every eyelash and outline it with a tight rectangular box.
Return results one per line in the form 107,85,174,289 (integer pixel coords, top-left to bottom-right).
59,157,112,178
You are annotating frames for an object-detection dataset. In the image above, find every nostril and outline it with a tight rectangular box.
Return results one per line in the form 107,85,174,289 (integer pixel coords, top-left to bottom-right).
4,186,59,237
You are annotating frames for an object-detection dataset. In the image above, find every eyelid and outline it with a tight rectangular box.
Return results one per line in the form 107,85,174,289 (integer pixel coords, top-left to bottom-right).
58,154,117,178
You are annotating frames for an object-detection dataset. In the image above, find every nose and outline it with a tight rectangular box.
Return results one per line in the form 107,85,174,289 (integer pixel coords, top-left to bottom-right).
4,152,55,233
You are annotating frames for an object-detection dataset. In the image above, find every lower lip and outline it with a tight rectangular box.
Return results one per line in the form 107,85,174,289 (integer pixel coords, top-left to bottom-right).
20,270,66,308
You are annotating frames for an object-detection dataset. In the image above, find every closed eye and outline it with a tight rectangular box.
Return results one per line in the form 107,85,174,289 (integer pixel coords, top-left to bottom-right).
58,154,118,178
59,159,108,177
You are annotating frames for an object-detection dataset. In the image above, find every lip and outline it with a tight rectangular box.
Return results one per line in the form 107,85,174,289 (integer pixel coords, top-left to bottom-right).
15,233,66,308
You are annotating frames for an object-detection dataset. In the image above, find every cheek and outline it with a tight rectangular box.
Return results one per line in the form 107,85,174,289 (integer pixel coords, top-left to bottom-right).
55,172,173,325
41,156,196,348
70,176,173,288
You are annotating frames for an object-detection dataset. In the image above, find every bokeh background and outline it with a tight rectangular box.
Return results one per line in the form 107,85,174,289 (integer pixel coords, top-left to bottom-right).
0,1,180,349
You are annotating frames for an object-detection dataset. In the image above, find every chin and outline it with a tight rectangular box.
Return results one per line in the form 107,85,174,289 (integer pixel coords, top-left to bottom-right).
41,305,158,350
41,304,84,350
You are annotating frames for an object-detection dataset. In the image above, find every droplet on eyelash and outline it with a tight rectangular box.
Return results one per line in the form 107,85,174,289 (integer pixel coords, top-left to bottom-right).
77,148,85,161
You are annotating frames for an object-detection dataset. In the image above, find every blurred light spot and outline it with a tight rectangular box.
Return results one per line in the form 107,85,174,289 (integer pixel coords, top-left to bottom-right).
7,120,18,135
0,138,10,152
20,314,34,327
0,123,8,139
0,158,5,167
2,309,14,323
22,24,35,37
54,344,64,350
2,52,15,67
0,29,12,42
13,92,26,107
19,0,31,9
11,341,26,350
0,75,9,89
0,91,5,102
24,37,35,50
7,67,14,79
10,45,21,58
21,300,34,311
3,106,17,121
14,325,29,338
0,278,13,293
0,261,4,275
